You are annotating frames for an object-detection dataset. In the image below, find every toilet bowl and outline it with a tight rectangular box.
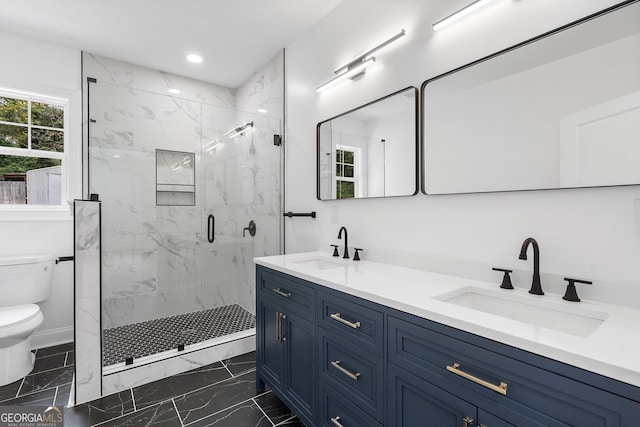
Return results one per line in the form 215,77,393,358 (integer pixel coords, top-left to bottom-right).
0,255,53,386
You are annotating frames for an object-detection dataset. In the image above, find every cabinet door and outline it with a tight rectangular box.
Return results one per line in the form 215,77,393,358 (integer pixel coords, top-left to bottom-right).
478,409,515,427
283,310,316,424
257,297,285,389
388,364,476,427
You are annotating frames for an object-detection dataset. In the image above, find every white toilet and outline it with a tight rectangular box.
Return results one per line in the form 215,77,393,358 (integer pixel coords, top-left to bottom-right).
0,254,53,386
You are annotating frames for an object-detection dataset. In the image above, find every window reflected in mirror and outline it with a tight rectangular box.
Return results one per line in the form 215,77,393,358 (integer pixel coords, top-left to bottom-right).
317,87,418,200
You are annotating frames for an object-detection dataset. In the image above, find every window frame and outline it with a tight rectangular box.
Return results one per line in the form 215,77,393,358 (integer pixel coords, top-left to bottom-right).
0,85,80,219
334,145,361,199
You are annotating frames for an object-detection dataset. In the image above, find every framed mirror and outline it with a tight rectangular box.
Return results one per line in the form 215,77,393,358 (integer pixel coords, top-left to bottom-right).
317,86,418,200
422,1,640,195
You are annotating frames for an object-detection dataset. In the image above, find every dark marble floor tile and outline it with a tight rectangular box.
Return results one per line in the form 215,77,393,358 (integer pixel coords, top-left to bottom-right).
91,400,181,427
275,416,306,426
254,392,295,425
174,371,257,425
0,387,56,406
64,389,135,426
0,378,22,403
66,351,75,366
19,365,74,396
36,342,74,357
33,352,67,374
133,361,231,409
55,384,72,407
187,400,271,427
223,351,256,376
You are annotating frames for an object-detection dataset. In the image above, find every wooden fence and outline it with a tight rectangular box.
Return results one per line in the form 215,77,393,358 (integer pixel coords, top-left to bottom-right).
0,181,27,204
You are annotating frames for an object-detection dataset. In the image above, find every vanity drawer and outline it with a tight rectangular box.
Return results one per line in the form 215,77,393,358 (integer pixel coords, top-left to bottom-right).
319,383,382,427
319,329,384,422
388,315,640,426
318,290,384,356
257,266,315,319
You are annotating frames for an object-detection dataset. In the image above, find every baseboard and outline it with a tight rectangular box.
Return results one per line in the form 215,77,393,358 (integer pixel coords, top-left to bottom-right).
31,326,74,350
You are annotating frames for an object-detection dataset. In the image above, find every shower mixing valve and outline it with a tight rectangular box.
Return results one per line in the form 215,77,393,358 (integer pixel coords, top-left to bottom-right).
243,220,257,237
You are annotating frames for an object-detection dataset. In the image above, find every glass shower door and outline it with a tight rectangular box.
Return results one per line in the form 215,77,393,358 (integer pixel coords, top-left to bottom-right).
200,104,282,317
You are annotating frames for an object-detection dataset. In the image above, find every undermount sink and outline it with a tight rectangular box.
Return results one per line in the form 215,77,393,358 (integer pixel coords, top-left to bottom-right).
292,257,346,270
435,287,608,337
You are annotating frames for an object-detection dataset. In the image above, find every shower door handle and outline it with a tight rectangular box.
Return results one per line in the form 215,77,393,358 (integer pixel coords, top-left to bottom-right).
207,214,215,243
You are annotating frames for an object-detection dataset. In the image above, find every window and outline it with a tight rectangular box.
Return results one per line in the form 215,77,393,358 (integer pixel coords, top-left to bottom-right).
0,90,67,206
336,147,357,199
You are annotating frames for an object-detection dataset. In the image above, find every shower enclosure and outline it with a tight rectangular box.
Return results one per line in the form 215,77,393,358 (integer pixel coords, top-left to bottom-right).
83,60,282,395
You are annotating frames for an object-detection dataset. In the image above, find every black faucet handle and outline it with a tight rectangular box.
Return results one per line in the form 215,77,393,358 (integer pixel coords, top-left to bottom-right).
562,277,592,302
353,248,364,261
330,245,340,257
492,267,514,290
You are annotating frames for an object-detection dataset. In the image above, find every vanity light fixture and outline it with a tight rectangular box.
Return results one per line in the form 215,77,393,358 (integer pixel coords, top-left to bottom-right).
432,0,498,31
186,53,203,63
224,121,254,139
317,29,406,92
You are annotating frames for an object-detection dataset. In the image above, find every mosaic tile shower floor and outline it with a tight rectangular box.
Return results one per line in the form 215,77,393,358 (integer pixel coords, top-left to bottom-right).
103,304,256,366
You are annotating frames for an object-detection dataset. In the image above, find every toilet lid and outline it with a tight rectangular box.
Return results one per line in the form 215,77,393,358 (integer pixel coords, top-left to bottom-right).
0,304,41,328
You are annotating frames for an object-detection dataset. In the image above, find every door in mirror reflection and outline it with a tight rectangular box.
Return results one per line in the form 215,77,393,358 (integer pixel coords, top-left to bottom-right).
317,87,419,200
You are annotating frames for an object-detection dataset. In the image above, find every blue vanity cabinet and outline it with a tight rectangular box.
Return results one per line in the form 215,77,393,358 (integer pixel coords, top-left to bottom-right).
388,315,640,426
256,266,317,427
256,265,640,427
389,362,516,427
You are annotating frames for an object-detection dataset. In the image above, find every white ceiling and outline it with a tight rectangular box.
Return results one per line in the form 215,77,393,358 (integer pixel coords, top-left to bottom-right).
0,0,343,88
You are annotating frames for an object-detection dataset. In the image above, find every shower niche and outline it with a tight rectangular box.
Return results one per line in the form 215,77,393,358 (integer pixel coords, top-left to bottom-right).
156,149,196,206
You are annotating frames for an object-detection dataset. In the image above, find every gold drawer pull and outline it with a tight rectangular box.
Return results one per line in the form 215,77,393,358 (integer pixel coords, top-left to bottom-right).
446,363,508,395
331,360,361,381
331,416,344,427
272,288,292,298
330,313,361,329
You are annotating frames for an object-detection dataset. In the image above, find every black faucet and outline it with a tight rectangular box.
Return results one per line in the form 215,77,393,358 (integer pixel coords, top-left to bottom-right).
519,237,543,295
337,226,349,259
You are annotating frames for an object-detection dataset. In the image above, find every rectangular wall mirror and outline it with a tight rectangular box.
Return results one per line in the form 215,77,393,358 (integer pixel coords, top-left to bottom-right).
422,1,640,194
317,86,418,200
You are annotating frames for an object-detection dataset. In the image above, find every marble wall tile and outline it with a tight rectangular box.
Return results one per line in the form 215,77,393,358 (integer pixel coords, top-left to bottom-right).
83,53,236,108
235,50,284,120
74,200,102,404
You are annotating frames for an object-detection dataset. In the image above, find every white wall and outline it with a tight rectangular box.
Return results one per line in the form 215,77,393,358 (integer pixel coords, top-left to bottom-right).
0,31,81,347
284,0,640,307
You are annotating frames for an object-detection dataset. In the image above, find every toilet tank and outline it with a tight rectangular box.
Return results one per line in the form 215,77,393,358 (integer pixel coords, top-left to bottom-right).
0,254,54,307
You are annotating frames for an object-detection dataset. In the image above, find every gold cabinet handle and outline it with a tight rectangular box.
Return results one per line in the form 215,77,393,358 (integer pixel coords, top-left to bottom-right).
331,360,361,381
446,363,508,395
330,416,344,427
330,313,361,329
272,288,292,298
463,416,475,427
275,312,281,342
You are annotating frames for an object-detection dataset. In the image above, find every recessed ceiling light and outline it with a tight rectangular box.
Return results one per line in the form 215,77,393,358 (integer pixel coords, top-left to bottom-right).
168,88,181,94
257,108,268,114
187,54,203,63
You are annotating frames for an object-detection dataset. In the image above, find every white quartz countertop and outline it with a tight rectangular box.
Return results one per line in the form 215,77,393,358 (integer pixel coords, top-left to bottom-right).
254,251,640,388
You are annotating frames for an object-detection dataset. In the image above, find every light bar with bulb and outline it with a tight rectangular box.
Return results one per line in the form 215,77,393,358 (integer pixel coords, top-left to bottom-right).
317,58,375,92
317,29,405,92
432,0,498,31
224,121,254,139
